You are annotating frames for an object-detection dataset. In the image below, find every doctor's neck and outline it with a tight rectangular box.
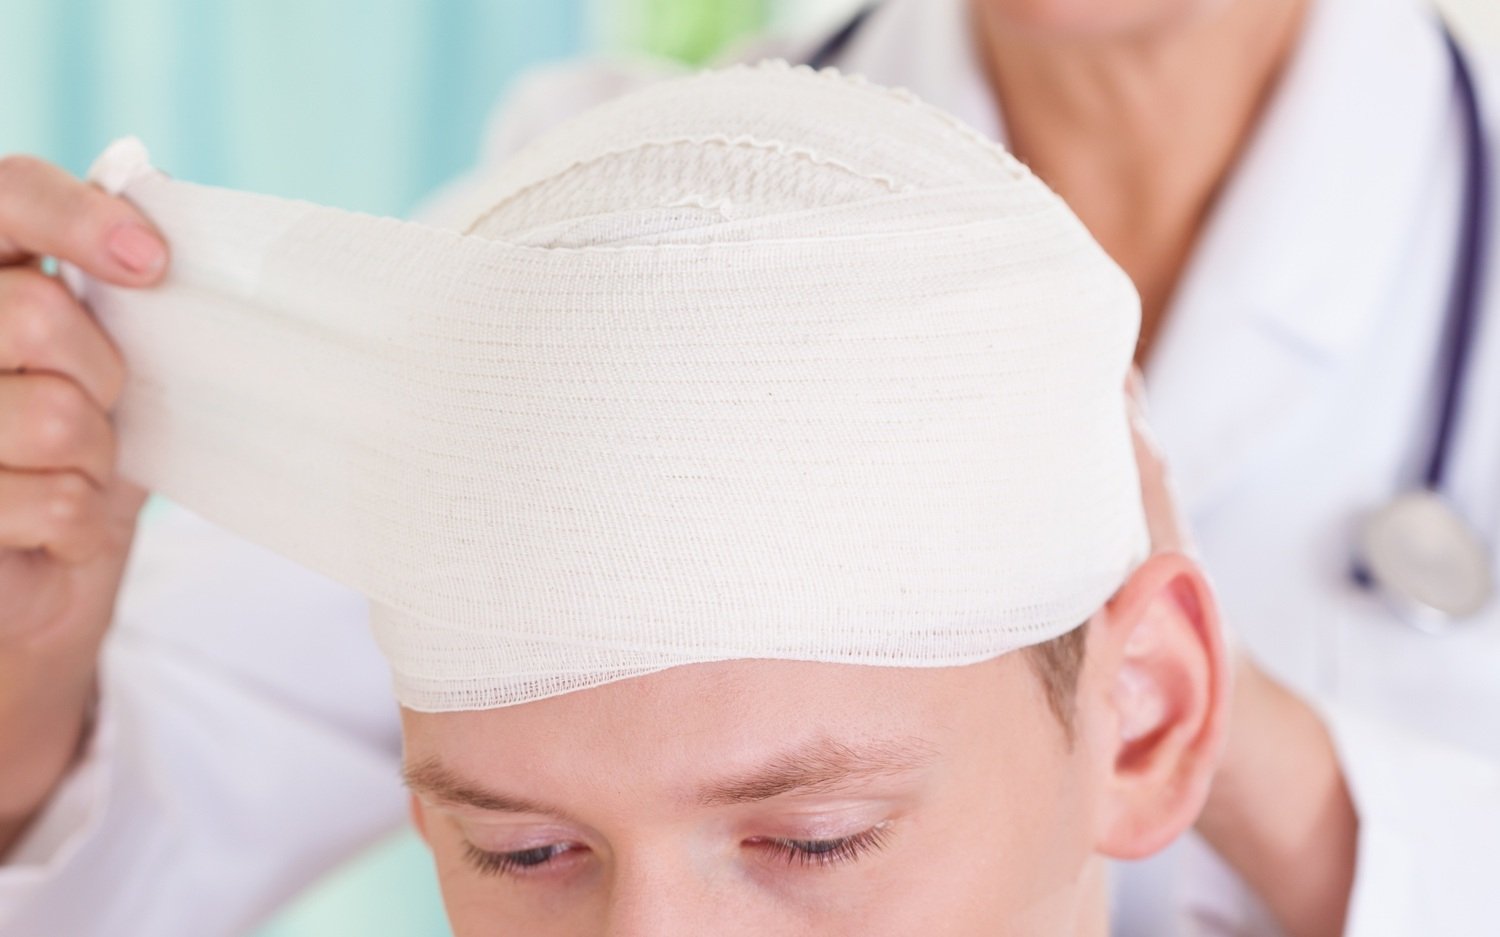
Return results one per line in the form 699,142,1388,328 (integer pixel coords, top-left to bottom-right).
971,0,1309,362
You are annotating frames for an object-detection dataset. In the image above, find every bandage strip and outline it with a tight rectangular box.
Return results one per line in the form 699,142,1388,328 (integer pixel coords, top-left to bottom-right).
69,62,1148,712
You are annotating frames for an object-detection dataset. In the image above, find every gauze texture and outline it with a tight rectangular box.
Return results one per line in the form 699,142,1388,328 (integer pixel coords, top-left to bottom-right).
70,62,1148,712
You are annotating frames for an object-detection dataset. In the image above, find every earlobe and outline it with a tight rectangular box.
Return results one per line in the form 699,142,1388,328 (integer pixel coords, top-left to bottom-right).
1091,552,1230,860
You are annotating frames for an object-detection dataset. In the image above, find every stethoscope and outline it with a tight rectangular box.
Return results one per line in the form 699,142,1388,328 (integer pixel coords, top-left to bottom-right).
1352,23,1495,631
804,7,1496,631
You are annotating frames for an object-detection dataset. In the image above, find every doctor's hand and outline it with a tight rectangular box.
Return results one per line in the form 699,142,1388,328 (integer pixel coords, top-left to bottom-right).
0,154,165,858
1126,369,1357,937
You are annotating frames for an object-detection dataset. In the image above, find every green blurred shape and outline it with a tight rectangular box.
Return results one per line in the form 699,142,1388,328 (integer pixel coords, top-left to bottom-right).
254,831,452,937
612,0,770,63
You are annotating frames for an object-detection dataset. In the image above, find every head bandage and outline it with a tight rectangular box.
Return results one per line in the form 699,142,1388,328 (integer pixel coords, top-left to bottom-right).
71,62,1148,712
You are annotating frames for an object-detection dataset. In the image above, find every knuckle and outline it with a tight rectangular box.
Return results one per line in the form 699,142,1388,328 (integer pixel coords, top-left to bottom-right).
47,474,91,521
13,269,69,311
42,474,98,544
63,207,106,255
23,379,89,457
4,276,69,354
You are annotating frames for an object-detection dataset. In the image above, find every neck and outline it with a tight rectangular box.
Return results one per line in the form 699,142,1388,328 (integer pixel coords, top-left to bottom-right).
1073,857,1111,937
971,0,1310,363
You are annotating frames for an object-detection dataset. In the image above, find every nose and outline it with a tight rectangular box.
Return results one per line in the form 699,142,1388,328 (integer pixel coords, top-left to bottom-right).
598,856,733,937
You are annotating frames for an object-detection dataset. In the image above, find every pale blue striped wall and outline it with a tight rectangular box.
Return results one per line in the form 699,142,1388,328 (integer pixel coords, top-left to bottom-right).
254,834,451,937
0,0,585,217
0,0,796,216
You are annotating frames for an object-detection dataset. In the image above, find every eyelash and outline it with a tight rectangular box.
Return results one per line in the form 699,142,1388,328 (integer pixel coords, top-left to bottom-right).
460,824,892,879
462,840,575,877
753,823,893,868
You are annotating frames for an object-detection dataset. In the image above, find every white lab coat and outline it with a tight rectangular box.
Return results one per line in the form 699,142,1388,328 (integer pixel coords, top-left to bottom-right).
3,0,1500,933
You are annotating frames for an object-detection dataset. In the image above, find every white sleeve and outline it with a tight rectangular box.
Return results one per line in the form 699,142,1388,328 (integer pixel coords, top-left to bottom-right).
0,502,406,937
1315,698,1500,937
1110,696,1500,937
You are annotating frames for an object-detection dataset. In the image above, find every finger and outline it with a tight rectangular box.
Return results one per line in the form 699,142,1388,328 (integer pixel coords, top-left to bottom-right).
0,155,168,285
1125,364,1148,410
0,269,126,408
1125,388,1192,556
0,374,116,486
0,469,110,563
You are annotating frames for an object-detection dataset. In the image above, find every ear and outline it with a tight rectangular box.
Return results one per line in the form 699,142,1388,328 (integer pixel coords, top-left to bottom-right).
1087,551,1230,859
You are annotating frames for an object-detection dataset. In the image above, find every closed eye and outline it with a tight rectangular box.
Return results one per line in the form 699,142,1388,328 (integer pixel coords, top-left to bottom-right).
747,822,893,868
462,840,582,878
460,823,894,880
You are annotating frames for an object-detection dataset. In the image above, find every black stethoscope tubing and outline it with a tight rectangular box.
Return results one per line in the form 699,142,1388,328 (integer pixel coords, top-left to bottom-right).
804,3,879,70
1425,23,1489,494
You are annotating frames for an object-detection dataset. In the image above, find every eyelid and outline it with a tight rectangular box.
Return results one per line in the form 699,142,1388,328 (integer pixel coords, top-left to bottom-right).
449,809,586,847
460,822,896,882
462,840,586,879
748,821,894,869
741,799,905,839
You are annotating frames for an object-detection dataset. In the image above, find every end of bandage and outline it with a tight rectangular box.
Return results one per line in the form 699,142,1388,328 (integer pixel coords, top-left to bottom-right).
58,137,164,300
85,136,162,196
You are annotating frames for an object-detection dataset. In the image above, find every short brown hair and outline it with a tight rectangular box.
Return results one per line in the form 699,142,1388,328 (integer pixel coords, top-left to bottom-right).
1023,622,1089,742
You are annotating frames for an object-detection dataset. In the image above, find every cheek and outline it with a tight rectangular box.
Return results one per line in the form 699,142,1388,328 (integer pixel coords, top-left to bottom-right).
818,809,1095,937
801,805,1094,936
896,683,1099,933
937,756,1096,932
977,0,1228,37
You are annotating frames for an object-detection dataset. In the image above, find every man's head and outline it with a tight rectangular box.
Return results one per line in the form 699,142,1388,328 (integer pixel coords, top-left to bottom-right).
370,63,1228,934
73,55,1227,932
403,551,1226,936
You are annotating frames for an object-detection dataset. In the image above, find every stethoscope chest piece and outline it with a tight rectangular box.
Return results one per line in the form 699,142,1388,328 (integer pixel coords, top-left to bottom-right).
1356,490,1495,630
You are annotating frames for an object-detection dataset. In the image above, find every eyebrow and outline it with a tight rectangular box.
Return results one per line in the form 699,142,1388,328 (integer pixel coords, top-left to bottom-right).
403,736,937,818
404,759,572,818
695,736,937,806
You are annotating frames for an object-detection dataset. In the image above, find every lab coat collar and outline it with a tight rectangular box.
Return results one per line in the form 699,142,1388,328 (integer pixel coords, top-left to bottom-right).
832,0,1455,512
832,0,1004,144
1142,0,1455,511
1162,0,1452,356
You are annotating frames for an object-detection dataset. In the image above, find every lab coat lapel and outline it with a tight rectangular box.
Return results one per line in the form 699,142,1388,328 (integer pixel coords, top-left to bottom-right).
1141,0,1454,514
832,0,1002,142
823,0,1451,515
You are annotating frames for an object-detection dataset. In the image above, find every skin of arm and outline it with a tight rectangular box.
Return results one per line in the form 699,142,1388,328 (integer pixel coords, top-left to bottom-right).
0,652,95,856
0,155,163,858
1128,372,1357,937
1197,656,1358,937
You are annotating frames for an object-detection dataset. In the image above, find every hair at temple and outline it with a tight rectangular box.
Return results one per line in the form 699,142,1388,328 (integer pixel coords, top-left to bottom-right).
1024,621,1090,742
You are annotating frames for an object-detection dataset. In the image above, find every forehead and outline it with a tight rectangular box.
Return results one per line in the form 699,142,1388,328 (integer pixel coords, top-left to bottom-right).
400,655,1053,803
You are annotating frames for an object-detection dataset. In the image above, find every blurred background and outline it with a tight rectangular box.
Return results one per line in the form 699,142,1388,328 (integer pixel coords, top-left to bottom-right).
1,0,1497,934
0,0,863,220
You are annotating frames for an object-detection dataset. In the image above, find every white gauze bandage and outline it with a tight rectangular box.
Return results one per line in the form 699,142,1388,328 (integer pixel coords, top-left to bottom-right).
69,62,1148,712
